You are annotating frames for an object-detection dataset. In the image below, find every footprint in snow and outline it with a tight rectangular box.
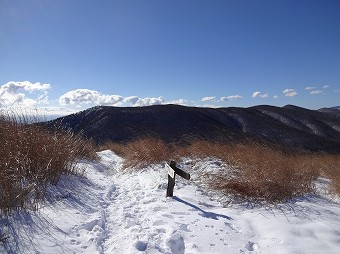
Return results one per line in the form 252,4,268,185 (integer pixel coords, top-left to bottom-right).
167,233,185,254
105,185,117,200
82,219,102,231
245,241,259,251
70,239,80,245
134,240,148,251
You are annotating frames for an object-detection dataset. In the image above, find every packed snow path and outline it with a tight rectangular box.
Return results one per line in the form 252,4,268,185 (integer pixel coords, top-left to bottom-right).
1,150,340,253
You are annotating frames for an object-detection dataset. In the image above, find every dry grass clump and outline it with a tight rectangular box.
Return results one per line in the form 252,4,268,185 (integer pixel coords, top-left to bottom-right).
327,170,340,195
174,141,320,202
203,146,319,202
99,142,127,157
317,155,340,195
103,138,340,203
122,138,172,169
0,112,96,215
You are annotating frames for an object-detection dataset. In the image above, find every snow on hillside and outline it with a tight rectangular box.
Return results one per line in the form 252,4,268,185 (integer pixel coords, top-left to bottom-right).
1,150,340,254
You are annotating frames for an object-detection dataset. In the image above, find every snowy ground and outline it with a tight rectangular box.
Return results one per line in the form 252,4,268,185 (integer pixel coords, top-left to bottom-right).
1,150,340,254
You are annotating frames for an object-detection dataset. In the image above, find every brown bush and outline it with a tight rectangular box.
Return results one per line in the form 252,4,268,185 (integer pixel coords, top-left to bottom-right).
122,138,172,169
318,155,340,195
204,148,320,202
0,112,96,215
99,142,127,157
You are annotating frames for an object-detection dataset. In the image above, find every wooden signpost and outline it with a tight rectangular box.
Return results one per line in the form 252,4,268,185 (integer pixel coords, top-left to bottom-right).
166,161,190,197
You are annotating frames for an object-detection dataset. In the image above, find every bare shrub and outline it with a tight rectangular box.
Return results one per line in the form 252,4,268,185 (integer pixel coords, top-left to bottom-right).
0,111,96,215
318,155,340,195
328,170,340,195
122,138,172,169
99,142,127,157
205,149,319,203
172,141,320,202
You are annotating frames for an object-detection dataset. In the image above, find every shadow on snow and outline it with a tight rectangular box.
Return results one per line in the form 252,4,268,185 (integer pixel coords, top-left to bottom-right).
172,196,232,221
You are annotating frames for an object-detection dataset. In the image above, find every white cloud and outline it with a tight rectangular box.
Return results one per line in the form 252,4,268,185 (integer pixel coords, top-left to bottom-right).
59,89,187,108
305,86,316,90
274,95,278,99
124,96,187,106
124,96,186,107
0,81,51,107
252,91,261,98
252,91,268,98
0,81,50,94
283,89,297,97
167,99,187,105
24,82,50,92
323,85,330,89
133,96,165,106
201,96,216,102
123,96,139,105
220,95,243,101
310,90,322,95
59,89,123,106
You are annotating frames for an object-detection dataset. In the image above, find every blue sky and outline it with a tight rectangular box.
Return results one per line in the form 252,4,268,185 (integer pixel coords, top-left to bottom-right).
1,0,339,115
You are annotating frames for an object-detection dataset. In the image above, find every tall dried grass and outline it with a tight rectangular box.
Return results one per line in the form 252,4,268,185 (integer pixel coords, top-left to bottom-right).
99,141,127,157
124,138,172,168
0,111,96,215
318,155,340,195
103,138,340,203
201,145,319,202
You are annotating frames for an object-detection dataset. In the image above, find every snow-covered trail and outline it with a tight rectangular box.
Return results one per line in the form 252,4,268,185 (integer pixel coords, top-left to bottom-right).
81,151,240,253
1,150,340,254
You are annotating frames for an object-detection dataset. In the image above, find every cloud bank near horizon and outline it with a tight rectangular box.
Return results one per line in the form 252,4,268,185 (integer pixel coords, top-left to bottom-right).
0,81,336,114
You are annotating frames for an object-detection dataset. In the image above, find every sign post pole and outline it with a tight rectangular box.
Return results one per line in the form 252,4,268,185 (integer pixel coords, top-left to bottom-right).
165,161,190,197
166,172,175,197
166,162,175,197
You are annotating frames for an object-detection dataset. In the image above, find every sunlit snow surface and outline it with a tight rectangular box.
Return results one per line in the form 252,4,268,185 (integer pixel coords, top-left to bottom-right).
1,150,340,254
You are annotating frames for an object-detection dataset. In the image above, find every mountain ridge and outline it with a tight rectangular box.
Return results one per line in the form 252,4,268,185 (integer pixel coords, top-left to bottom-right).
44,104,340,153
